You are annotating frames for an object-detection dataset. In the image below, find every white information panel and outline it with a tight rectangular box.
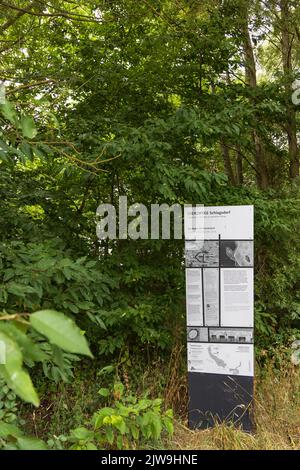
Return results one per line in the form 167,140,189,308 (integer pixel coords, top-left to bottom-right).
185,205,254,377
184,205,253,240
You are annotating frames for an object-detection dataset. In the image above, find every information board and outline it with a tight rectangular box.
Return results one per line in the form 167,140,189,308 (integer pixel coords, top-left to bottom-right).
184,205,254,431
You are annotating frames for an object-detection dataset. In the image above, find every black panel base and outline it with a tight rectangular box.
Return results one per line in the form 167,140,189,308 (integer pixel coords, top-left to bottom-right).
188,372,254,432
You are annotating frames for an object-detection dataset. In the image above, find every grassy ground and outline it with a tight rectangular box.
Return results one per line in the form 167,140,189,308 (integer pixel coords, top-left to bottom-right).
21,353,300,450
170,362,300,450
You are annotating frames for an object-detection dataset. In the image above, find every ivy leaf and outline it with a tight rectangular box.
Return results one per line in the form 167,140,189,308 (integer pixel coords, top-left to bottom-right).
30,310,93,357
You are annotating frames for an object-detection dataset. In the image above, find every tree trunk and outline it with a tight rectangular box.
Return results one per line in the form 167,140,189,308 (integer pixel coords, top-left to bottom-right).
280,0,299,179
236,145,244,185
220,141,237,185
241,2,270,189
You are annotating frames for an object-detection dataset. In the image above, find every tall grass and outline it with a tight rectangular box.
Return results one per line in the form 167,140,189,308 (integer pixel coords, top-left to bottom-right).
21,349,300,450
169,360,300,450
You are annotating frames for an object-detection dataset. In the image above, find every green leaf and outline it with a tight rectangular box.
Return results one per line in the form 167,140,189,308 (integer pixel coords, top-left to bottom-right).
17,436,48,450
113,382,124,398
71,427,93,440
129,423,139,441
0,101,19,126
150,413,162,439
20,115,37,139
93,407,114,429
19,142,34,160
0,421,22,438
0,331,22,370
116,434,123,450
6,282,36,297
30,310,93,357
95,316,107,330
86,442,97,450
0,368,39,407
0,323,46,363
105,427,114,445
111,415,126,435
0,331,39,406
98,387,109,397
98,365,114,376
163,417,174,436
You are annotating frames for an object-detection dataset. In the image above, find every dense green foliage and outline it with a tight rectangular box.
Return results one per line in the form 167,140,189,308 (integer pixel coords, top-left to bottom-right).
67,382,174,450
0,0,299,449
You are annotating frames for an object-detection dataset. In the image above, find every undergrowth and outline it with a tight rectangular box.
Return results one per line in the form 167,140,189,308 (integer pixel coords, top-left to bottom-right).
17,349,300,450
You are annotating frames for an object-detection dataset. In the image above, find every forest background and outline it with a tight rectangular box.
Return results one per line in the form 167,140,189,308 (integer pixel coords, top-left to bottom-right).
0,0,300,450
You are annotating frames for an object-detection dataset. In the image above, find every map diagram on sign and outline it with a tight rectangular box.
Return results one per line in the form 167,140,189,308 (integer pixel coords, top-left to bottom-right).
187,343,253,376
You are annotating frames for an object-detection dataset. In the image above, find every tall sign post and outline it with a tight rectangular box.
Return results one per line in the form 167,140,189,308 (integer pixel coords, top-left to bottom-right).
184,205,254,431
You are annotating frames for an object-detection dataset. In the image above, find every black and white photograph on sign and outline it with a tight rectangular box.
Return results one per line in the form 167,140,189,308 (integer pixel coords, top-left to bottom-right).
221,268,254,327
203,268,219,326
209,328,253,344
187,342,254,376
185,240,219,267
220,240,253,267
186,268,203,326
187,327,209,342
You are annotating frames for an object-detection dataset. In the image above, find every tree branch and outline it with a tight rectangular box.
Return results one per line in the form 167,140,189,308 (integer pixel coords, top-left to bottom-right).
0,1,100,23
6,78,57,94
